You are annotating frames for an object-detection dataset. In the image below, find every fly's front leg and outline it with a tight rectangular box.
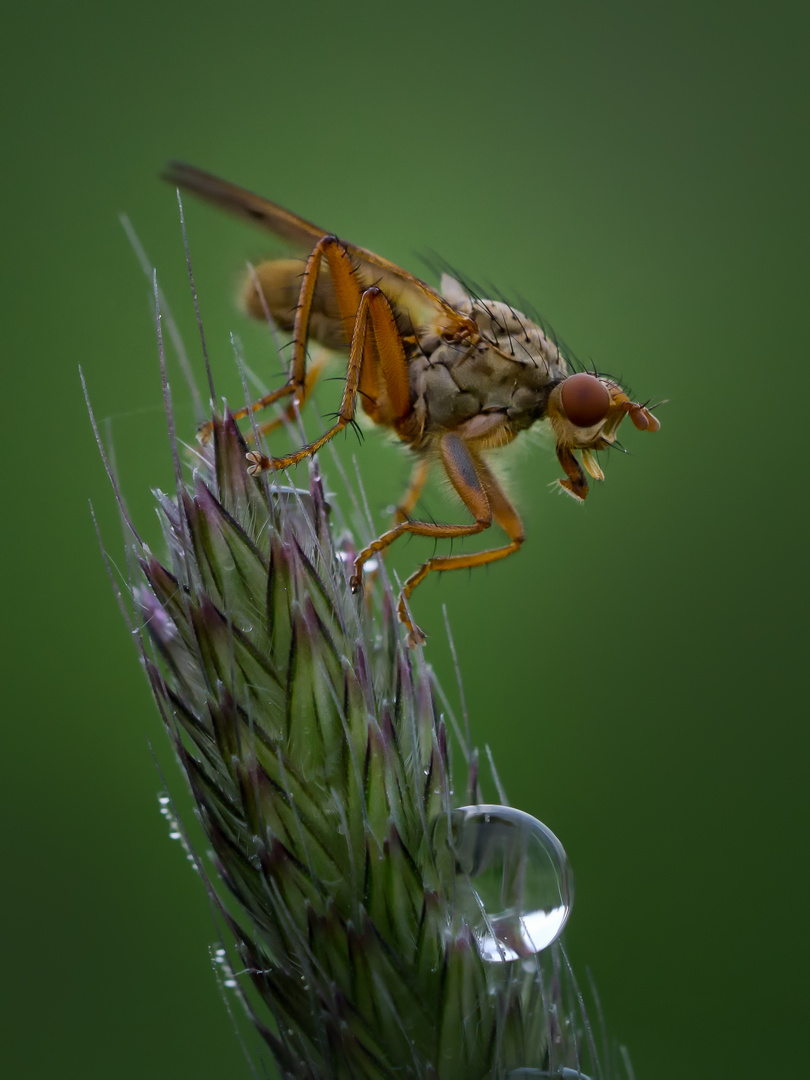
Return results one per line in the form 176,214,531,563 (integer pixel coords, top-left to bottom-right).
394,457,431,524
351,433,521,646
350,434,490,584
397,449,525,645
357,457,432,604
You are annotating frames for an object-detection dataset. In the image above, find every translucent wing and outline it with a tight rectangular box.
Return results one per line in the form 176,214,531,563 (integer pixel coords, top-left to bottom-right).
163,162,466,337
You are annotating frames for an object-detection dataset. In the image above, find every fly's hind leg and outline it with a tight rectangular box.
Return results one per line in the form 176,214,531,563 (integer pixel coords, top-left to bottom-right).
251,351,330,439
246,281,411,474
197,373,303,445
200,233,362,444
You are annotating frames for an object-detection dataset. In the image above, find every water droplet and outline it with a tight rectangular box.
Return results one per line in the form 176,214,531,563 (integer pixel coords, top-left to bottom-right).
158,795,170,806
223,978,237,988
168,831,181,840
435,804,573,962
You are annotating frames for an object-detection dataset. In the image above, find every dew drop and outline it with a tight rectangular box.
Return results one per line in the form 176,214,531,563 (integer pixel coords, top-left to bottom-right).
168,831,181,840
436,804,573,962
223,978,237,988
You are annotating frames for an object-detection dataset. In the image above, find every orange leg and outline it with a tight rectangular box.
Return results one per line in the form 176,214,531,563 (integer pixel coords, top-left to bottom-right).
197,375,305,445
351,434,525,646
199,234,364,444
394,457,431,523
251,351,330,439
399,451,525,645
246,284,410,474
358,455,432,603
355,277,410,424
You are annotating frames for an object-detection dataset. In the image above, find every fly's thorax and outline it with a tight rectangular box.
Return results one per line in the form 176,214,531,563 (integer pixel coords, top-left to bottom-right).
408,297,570,441
438,278,569,381
408,335,562,443
469,299,566,378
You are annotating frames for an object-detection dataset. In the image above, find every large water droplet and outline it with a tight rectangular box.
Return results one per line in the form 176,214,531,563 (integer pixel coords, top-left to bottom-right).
437,804,574,962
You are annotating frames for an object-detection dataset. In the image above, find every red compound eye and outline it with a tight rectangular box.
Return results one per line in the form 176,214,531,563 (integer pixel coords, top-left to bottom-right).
560,373,611,428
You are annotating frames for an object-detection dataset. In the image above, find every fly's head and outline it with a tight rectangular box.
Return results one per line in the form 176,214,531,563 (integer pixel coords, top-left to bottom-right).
547,372,660,500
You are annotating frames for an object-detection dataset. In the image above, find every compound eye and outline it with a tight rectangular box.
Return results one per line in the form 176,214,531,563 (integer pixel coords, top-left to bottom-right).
560,373,611,428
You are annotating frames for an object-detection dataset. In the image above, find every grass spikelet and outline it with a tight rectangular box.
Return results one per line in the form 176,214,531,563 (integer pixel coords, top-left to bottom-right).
94,240,633,1080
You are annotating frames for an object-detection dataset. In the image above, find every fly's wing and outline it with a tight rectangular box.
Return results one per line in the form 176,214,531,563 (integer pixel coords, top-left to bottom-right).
163,162,468,340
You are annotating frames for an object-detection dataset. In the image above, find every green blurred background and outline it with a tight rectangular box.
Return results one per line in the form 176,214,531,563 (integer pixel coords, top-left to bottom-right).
3,1,807,1076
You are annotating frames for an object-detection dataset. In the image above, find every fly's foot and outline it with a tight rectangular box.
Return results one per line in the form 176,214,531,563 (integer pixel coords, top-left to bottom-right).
246,451,272,476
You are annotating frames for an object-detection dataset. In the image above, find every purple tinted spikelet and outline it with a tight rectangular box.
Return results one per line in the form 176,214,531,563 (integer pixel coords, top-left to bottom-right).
124,408,624,1079
87,238,633,1075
